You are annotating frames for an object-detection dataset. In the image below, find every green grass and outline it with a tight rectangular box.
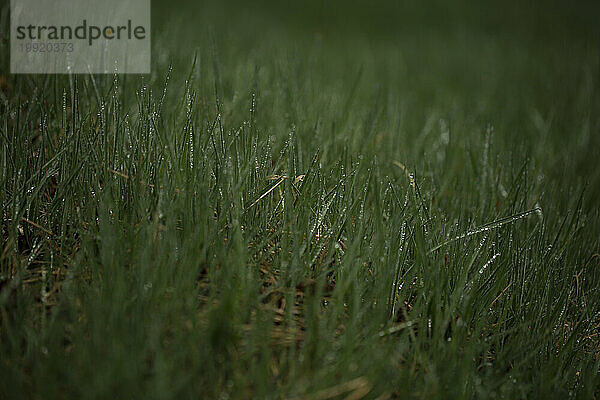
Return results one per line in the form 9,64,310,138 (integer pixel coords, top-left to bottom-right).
1,1,600,398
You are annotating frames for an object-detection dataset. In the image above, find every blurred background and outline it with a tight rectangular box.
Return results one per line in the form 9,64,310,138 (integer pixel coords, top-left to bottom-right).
145,0,600,209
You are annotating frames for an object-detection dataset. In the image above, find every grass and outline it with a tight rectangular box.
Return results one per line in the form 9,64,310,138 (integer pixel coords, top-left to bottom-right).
1,0,600,398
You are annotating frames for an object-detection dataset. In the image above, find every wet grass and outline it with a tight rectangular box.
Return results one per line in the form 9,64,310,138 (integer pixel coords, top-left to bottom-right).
1,1,600,398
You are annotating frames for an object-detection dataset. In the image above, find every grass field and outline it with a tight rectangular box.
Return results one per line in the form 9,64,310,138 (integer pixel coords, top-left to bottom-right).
1,1,600,398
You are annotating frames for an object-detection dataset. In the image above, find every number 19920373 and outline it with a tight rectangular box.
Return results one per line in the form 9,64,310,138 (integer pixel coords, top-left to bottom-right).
19,42,74,53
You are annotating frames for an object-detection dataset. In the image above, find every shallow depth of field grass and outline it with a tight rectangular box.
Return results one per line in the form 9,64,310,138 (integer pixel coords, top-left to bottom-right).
1,0,600,398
